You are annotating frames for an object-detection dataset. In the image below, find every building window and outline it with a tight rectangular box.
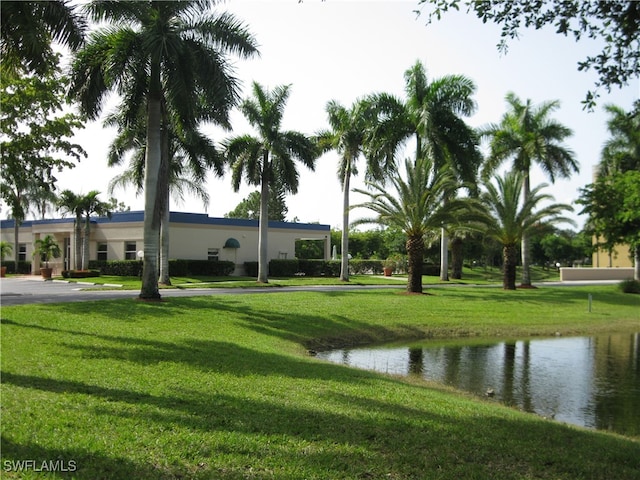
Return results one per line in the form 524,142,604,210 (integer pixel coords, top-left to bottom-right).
97,243,108,261
208,248,219,261
278,251,288,259
18,243,26,261
125,242,137,260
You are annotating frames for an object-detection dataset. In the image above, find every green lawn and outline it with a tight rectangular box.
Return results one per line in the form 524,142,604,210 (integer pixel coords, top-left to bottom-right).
1,286,638,479
58,265,560,290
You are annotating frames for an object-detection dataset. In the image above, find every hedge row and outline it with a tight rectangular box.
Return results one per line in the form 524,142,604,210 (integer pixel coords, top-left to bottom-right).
88,259,234,277
243,260,441,277
0,261,32,274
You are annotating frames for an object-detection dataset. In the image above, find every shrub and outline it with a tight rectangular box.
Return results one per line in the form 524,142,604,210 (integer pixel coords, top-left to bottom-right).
2,261,32,274
619,279,640,294
244,262,258,277
269,259,300,277
61,270,101,279
89,260,143,277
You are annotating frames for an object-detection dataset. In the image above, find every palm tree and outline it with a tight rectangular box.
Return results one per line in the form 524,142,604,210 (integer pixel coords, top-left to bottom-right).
1,0,86,76
482,92,578,287
599,101,640,175
69,0,258,299
224,82,320,283
57,190,84,270
352,156,473,293
365,60,481,281
107,110,219,285
80,191,111,270
33,235,61,270
480,170,575,290
316,98,386,282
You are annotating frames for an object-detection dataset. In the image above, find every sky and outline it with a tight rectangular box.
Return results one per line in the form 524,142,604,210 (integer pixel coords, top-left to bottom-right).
49,0,639,230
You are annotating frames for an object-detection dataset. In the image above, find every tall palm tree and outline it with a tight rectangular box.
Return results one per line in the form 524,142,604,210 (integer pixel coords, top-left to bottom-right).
316,98,386,282
366,60,481,281
107,109,219,285
224,82,320,283
599,101,640,176
480,170,575,290
352,156,473,293
57,190,84,270
80,191,111,270
69,0,258,299
1,0,86,76
482,92,577,287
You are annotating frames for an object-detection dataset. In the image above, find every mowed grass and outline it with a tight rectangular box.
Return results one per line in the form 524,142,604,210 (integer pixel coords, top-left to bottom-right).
59,265,559,289
1,286,639,479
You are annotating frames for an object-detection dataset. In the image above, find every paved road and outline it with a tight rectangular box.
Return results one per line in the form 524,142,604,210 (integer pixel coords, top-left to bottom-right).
0,276,408,306
0,276,622,306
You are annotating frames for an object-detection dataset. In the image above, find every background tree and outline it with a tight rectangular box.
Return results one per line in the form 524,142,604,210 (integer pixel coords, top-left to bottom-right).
224,82,319,283
57,190,84,270
317,98,383,282
353,156,471,293
106,106,221,285
480,170,575,290
69,0,258,300
1,66,86,271
1,0,85,76
80,191,111,270
482,92,577,287
578,171,640,281
225,184,289,222
599,101,640,176
365,60,481,281
419,0,640,108
578,101,640,280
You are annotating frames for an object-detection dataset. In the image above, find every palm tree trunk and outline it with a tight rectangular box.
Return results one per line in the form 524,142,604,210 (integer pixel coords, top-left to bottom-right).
159,190,171,285
74,215,82,270
158,122,171,286
634,245,639,282
13,220,19,273
340,163,351,282
450,236,463,279
139,66,162,300
82,215,90,270
520,172,532,286
257,163,270,283
406,234,424,293
440,228,449,281
503,243,517,290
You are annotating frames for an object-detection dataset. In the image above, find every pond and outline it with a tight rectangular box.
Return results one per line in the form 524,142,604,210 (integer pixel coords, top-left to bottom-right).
316,333,640,437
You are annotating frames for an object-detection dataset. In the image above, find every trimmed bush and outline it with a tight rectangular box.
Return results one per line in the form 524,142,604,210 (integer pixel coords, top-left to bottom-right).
89,259,234,277
269,259,300,277
619,279,640,294
244,262,258,278
62,270,101,279
89,260,143,276
422,263,441,276
1,261,32,274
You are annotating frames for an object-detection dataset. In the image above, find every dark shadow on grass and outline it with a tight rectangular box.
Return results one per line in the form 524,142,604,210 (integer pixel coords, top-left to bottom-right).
3,371,639,479
0,435,169,479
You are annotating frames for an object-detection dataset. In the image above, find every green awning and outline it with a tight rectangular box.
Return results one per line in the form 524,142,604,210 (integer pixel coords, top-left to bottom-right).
224,237,240,249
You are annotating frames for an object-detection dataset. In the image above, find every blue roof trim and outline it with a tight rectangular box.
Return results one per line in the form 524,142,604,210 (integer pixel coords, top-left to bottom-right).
2,211,330,232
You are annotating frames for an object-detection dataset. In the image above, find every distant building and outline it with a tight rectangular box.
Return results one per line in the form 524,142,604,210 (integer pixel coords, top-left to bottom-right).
0,211,331,275
592,240,633,268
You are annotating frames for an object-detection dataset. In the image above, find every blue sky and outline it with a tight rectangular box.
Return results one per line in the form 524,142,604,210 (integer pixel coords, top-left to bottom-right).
55,0,639,230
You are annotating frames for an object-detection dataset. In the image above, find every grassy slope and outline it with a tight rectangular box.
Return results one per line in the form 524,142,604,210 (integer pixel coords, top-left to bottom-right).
1,286,639,479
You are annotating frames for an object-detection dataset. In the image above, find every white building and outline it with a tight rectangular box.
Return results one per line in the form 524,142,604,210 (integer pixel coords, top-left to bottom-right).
0,211,331,275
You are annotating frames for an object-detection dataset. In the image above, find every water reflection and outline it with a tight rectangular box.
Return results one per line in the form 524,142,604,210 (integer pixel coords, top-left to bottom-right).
317,333,640,437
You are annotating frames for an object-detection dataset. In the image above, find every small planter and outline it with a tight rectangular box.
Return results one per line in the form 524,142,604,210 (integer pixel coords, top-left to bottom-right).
383,266,393,277
40,267,53,280
0,266,6,278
